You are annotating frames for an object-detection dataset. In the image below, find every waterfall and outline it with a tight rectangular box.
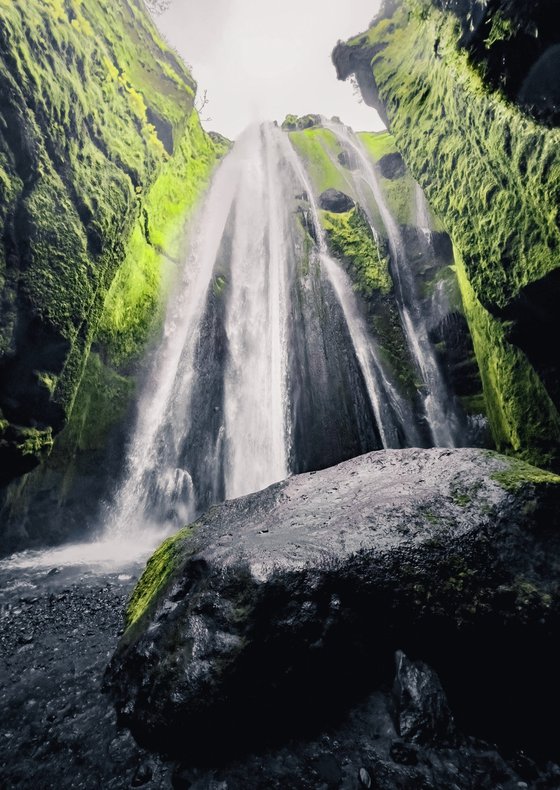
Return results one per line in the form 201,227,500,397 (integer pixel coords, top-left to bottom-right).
103,120,464,541
277,132,420,449
221,125,290,498
323,120,464,448
105,125,292,536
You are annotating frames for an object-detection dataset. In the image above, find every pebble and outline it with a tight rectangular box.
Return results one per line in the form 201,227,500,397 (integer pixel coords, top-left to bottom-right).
359,767,372,788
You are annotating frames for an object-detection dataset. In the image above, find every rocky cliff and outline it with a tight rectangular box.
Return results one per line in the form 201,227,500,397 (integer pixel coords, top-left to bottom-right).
333,0,560,469
0,0,226,550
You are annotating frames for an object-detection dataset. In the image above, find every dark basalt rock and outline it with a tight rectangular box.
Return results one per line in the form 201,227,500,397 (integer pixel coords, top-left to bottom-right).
378,152,406,180
105,448,560,761
319,188,355,213
393,650,456,746
337,150,359,170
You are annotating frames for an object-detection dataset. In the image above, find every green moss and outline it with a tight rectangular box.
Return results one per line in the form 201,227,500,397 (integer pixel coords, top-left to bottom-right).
358,130,398,159
16,426,54,458
97,112,218,365
125,526,195,628
359,132,416,227
57,352,134,453
340,0,560,466
491,455,560,492
321,207,392,296
212,274,228,298
484,12,515,49
0,0,222,477
289,127,350,195
457,252,560,467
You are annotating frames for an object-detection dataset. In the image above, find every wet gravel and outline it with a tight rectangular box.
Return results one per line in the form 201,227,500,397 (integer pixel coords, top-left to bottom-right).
2,563,560,789
0,564,172,789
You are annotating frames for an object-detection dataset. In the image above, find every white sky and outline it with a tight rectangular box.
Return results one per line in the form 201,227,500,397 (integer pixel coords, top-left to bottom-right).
155,0,384,139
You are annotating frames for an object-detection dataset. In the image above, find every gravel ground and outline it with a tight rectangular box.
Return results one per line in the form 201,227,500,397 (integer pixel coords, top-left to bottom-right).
0,562,172,789
1,559,560,790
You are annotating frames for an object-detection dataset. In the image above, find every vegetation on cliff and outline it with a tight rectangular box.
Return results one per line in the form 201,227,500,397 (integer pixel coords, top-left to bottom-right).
333,0,560,468
0,0,224,488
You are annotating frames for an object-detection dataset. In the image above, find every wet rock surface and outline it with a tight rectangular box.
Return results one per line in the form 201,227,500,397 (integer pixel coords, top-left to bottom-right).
106,449,560,763
319,189,356,213
0,564,172,789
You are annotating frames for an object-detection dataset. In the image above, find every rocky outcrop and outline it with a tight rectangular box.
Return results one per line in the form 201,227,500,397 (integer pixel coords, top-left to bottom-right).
0,0,226,551
333,0,560,469
106,448,560,760
289,119,485,439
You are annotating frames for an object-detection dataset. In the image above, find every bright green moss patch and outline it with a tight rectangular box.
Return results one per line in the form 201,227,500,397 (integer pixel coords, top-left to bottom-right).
358,130,398,160
97,114,218,366
339,0,560,466
289,128,349,195
126,527,195,628
491,456,560,493
457,253,560,467
322,208,392,296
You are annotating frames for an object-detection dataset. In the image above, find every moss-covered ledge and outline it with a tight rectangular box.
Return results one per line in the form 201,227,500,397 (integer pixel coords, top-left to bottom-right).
333,0,560,467
0,0,225,484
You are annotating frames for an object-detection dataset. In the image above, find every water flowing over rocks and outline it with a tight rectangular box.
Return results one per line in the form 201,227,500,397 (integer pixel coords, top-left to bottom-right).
106,448,560,765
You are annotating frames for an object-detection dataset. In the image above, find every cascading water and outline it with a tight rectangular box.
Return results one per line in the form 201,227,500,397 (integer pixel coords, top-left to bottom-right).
99,119,467,545
323,119,465,447
221,124,291,499
104,125,295,537
278,131,421,449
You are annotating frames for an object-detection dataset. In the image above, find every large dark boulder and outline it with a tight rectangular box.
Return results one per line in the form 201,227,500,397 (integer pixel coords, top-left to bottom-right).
105,448,560,760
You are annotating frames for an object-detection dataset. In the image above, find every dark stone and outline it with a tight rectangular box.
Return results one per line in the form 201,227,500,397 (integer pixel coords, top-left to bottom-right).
313,753,342,784
318,189,355,213
378,152,406,180
105,448,560,762
338,150,358,170
393,651,456,746
389,741,419,766
131,761,154,786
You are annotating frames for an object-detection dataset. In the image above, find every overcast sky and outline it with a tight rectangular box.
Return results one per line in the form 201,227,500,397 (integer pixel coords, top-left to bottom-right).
154,0,384,139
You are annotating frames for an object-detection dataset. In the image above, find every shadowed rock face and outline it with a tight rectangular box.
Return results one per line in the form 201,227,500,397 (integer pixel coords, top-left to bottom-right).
105,448,560,761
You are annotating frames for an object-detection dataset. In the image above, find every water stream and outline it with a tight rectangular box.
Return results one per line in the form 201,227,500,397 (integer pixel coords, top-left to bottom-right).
323,120,464,448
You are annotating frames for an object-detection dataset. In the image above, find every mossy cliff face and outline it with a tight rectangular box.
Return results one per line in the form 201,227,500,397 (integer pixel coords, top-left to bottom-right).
333,0,560,468
0,0,225,550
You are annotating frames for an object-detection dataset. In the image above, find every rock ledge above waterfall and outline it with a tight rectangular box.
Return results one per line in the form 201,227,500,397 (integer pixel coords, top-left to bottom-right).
105,448,560,760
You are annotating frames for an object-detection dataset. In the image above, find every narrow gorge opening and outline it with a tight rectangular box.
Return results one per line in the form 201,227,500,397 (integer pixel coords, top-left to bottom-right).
1,1,559,787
